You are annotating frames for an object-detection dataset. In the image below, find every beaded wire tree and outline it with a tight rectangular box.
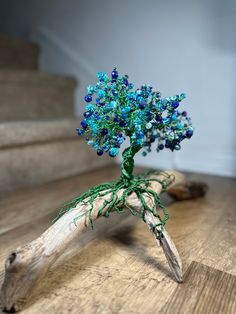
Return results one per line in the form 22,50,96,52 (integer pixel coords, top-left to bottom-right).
1,69,210,312
55,68,194,235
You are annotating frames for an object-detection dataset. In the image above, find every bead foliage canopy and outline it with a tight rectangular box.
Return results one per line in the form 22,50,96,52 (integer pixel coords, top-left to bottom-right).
76,68,193,158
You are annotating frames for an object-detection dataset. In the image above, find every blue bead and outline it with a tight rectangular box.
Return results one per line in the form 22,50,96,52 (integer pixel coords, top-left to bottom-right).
150,135,155,143
84,95,92,102
80,120,88,129
182,111,187,117
158,144,164,150
123,78,128,86
165,141,171,148
102,145,110,152
100,128,108,135
146,112,152,118
117,137,124,145
97,149,104,156
119,120,127,127
186,129,193,138
111,68,118,79
92,114,98,120
138,100,147,109
156,115,162,122
121,113,128,119
76,128,84,136
136,131,144,139
83,111,92,118
172,101,179,109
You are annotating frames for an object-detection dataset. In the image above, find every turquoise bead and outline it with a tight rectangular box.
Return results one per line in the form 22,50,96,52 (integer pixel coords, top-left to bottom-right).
171,114,177,121
110,101,116,108
163,118,170,124
87,85,95,95
97,72,107,81
86,104,94,112
98,90,106,98
180,93,187,100
177,123,183,129
109,147,119,157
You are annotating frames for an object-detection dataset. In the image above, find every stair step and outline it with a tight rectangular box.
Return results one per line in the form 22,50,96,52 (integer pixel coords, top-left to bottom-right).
0,70,77,122
0,119,112,194
0,118,79,148
0,34,40,70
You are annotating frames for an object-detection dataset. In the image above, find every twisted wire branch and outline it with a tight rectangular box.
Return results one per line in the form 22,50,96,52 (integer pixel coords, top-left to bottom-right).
54,146,174,236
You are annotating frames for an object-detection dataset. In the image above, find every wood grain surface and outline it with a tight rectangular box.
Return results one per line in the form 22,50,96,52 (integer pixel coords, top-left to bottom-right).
0,165,236,313
162,261,236,314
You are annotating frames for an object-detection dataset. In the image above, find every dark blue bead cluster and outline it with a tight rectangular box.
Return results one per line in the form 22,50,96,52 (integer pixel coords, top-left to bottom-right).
76,68,194,157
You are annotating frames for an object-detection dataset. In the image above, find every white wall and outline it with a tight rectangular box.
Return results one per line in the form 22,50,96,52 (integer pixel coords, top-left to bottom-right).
0,0,235,176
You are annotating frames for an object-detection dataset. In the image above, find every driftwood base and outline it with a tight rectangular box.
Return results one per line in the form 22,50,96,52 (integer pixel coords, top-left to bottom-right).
0,170,207,312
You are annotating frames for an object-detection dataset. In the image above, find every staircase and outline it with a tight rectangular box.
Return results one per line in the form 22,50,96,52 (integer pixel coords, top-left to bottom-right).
0,35,111,195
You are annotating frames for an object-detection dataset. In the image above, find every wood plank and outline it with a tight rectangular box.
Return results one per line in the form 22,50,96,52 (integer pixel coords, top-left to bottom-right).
0,165,122,235
0,167,236,313
162,261,236,314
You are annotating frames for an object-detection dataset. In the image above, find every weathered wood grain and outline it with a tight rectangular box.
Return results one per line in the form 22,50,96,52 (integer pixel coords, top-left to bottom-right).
162,261,236,314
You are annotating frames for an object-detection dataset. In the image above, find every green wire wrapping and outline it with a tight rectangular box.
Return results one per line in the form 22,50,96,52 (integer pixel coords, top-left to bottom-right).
54,145,175,236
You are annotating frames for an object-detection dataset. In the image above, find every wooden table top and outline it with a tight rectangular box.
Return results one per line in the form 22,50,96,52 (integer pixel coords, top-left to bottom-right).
0,165,236,313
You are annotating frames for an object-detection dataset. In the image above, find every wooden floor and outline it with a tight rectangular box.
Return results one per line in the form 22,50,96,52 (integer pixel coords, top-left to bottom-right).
0,165,236,313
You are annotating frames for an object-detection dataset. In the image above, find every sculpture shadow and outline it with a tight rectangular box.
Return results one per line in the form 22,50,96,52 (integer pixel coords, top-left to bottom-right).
107,224,174,281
